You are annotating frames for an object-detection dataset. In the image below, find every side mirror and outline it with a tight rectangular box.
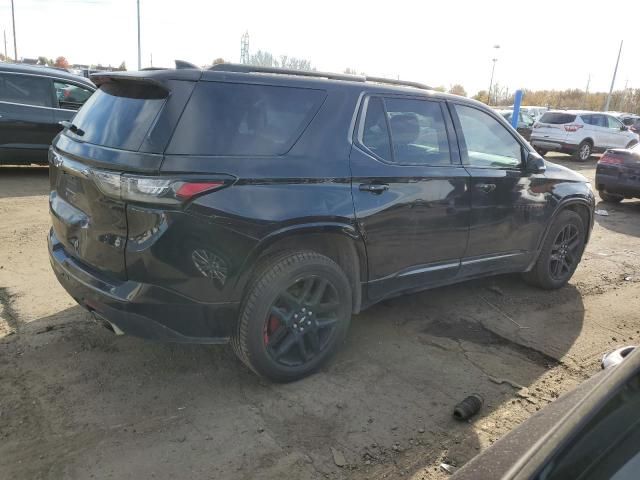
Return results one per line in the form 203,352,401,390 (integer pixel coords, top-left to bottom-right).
526,151,546,174
621,125,628,131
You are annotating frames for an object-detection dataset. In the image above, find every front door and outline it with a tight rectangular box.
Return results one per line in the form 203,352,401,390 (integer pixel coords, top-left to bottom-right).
0,72,57,163
450,103,548,276
350,95,471,300
605,115,630,148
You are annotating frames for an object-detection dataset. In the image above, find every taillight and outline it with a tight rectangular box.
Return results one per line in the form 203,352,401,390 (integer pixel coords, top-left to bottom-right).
599,153,623,165
92,170,231,204
564,124,583,132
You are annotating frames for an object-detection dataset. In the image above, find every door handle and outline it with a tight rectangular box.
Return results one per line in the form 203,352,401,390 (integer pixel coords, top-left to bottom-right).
476,183,496,193
359,183,389,194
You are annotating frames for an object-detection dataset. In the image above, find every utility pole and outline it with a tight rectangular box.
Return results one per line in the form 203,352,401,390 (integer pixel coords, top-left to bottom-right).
150,53,153,67
136,0,141,70
3,30,7,62
11,0,17,61
583,73,590,109
604,40,623,112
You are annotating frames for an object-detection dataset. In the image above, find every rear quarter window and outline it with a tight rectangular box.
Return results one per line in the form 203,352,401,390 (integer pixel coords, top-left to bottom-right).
540,112,577,124
71,82,167,151
166,82,326,156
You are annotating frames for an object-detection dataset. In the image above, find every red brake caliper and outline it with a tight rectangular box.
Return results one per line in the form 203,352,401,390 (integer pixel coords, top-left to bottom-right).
263,315,281,346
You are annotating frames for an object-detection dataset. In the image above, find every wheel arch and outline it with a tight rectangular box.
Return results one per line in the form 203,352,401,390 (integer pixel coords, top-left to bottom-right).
235,223,367,314
528,198,593,270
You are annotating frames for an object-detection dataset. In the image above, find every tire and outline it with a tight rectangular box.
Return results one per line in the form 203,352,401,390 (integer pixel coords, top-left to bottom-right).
522,210,586,289
598,190,623,203
574,140,592,161
232,250,352,382
534,147,548,156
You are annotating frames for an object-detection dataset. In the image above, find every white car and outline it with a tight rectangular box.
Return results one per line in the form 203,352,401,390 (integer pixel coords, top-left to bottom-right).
530,110,640,161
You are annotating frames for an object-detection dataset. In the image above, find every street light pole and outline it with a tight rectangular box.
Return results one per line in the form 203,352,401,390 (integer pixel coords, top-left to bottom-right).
137,0,141,70
486,45,500,105
11,0,17,61
604,40,623,112
487,58,497,105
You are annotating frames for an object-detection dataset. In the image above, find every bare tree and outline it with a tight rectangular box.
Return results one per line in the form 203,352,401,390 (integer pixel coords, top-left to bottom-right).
448,84,467,97
212,57,225,65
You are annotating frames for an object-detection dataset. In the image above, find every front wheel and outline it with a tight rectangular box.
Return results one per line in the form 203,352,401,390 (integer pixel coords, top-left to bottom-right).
574,141,592,161
232,251,352,382
522,210,586,289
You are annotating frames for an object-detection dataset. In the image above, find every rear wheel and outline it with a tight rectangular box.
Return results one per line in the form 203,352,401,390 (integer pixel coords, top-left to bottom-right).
574,140,592,161
534,147,547,156
232,251,352,382
599,190,623,203
522,210,586,289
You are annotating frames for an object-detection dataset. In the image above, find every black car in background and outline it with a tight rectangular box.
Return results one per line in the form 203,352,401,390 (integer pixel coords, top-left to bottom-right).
495,108,535,140
0,63,95,164
595,143,640,202
48,64,595,381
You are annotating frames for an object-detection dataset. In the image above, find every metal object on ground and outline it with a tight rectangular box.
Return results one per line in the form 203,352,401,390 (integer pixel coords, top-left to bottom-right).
453,394,484,421
602,346,637,369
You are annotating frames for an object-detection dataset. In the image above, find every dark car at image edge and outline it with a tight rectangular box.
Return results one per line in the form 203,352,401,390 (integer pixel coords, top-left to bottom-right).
595,143,640,203
0,62,95,164
48,63,595,381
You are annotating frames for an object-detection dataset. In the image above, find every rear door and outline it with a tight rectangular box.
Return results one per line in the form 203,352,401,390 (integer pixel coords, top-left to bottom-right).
0,72,57,163
49,80,176,280
350,95,471,300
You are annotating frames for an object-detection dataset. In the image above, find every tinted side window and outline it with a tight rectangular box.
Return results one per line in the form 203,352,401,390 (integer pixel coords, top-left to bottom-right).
385,98,451,166
71,82,167,151
362,97,391,162
0,73,52,107
54,81,93,110
453,104,522,168
167,82,326,156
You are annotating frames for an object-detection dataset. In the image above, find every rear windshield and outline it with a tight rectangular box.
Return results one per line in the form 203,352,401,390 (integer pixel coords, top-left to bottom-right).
539,112,577,124
70,82,167,151
166,82,326,156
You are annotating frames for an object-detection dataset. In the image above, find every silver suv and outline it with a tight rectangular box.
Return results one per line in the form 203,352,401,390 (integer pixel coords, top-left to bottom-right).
531,110,639,161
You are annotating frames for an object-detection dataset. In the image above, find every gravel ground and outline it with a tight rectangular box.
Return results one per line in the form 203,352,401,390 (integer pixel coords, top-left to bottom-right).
1,155,639,480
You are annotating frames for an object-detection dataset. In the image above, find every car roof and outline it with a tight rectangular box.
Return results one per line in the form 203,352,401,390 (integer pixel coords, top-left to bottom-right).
91,63,489,109
0,62,95,88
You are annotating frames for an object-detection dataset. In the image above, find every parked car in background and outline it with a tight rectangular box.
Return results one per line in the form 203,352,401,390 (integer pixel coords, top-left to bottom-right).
49,64,594,382
531,110,639,161
614,113,640,135
495,108,535,140
520,105,548,121
595,143,640,203
0,63,95,164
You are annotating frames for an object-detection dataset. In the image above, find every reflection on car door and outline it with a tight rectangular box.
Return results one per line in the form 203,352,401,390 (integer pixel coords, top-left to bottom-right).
0,73,57,163
450,103,549,276
350,96,471,300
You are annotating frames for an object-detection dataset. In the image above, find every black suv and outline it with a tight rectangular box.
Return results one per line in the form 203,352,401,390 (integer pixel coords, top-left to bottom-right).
0,63,95,164
48,64,595,381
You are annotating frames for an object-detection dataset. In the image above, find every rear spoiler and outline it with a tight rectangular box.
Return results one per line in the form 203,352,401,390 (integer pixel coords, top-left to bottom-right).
90,66,202,89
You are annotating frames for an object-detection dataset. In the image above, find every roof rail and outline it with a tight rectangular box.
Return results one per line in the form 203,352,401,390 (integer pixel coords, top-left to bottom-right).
208,63,432,90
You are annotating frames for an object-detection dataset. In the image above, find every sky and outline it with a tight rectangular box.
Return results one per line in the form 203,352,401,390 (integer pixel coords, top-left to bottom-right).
1,0,639,96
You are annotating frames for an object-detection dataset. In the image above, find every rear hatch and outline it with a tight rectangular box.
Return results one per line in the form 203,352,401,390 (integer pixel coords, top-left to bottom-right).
49,73,197,280
532,112,576,142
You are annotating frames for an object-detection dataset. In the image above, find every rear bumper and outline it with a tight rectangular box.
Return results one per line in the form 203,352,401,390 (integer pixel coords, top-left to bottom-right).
530,138,578,153
48,229,238,343
595,170,640,198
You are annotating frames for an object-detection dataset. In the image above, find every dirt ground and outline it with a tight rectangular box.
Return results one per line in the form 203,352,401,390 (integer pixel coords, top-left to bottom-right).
1,155,639,480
